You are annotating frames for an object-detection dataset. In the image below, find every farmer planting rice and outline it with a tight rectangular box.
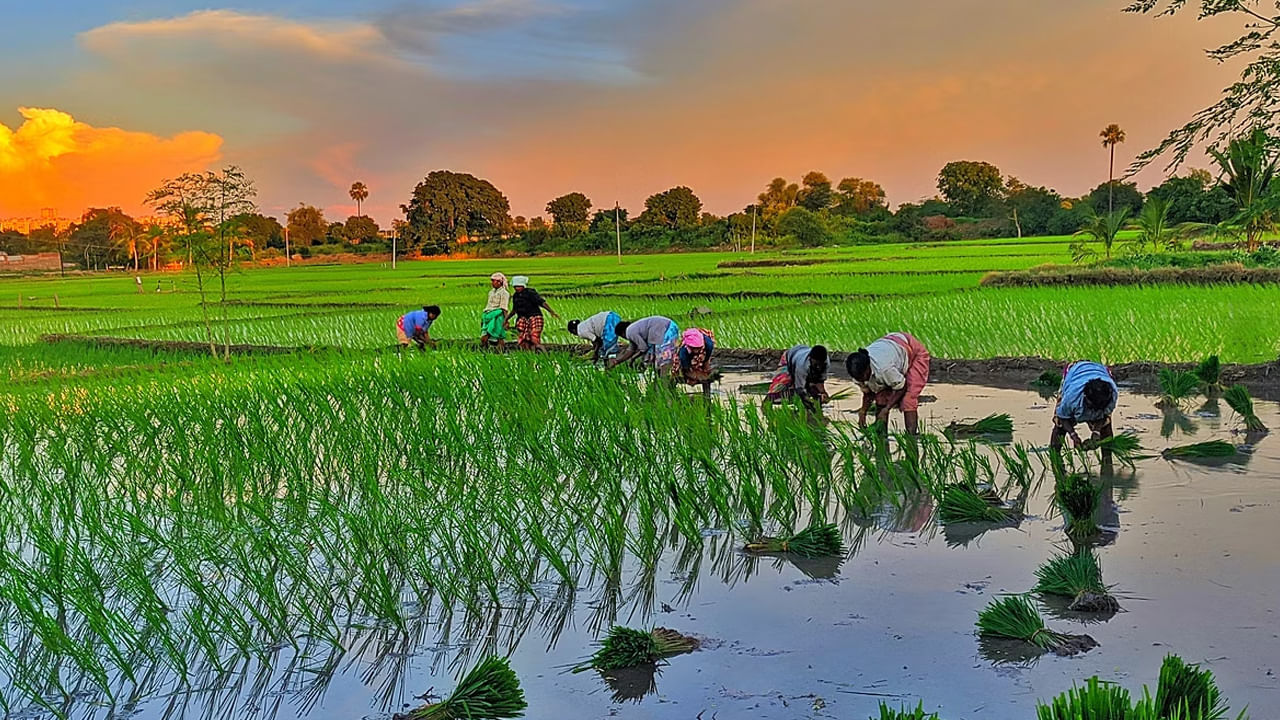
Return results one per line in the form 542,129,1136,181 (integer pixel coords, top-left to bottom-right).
507,276,561,351
1050,361,1118,449
765,344,831,407
845,332,931,435
480,273,510,351
673,327,717,393
567,311,624,364
396,305,441,350
610,315,680,372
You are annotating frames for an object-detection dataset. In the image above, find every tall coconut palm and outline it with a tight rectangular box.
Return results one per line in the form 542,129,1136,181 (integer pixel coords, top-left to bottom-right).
1100,124,1126,214
349,182,369,218
1209,127,1278,252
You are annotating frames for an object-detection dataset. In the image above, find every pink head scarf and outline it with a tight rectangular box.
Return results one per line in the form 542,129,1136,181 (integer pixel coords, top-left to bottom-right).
682,328,706,348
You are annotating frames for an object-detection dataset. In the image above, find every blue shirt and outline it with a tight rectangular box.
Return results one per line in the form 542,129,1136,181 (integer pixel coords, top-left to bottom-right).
1057,361,1117,424
402,310,434,336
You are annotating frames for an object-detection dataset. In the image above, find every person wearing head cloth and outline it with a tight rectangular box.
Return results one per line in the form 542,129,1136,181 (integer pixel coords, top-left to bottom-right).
397,305,442,350
609,315,680,372
673,327,717,394
1051,361,1118,449
765,344,831,408
479,273,510,350
505,275,561,351
568,310,624,364
844,332,931,436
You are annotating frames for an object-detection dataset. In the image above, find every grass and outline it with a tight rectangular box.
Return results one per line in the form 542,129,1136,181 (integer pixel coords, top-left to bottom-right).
1036,676,1132,720
1034,548,1120,613
575,626,699,672
873,702,941,720
400,656,526,719
976,595,1089,655
1223,385,1268,433
946,413,1014,437
1036,654,1245,720
1162,441,1238,459
937,484,1015,524
743,522,844,558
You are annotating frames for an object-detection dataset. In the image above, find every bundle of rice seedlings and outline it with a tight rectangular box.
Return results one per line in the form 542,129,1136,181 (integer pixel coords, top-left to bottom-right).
1036,676,1132,720
1033,548,1120,613
1162,440,1237,460
873,701,940,720
575,626,699,672
946,413,1014,437
1031,370,1063,391
743,522,843,558
1195,355,1222,392
976,595,1097,657
1092,433,1147,464
1144,654,1230,720
1158,369,1201,406
937,484,1014,525
1223,384,1268,433
399,656,526,720
1054,473,1100,540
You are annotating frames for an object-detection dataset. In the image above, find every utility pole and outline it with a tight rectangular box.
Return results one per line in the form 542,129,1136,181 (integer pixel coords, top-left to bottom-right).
750,205,757,255
392,227,397,270
284,226,291,267
614,202,622,264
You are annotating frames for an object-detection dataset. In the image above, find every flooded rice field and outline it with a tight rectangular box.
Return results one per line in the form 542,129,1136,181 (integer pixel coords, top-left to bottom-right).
6,373,1279,719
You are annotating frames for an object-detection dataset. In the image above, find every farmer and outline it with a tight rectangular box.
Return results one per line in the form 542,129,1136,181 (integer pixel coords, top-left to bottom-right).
396,305,441,350
568,310,623,364
674,327,717,394
480,273,510,351
610,315,680,372
845,332,931,435
765,344,831,407
1050,361,1118,449
506,276,561,351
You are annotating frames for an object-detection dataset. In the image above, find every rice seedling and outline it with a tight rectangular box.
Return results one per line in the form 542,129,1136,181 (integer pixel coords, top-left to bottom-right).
1223,384,1268,434
1091,432,1147,465
1031,369,1063,392
1140,654,1233,720
976,595,1097,657
1036,676,1132,720
1033,548,1120,613
1159,368,1202,407
873,701,940,720
574,626,699,672
397,656,527,720
743,522,844,558
1195,355,1222,393
1161,441,1238,460
936,483,1016,525
1054,473,1100,540
945,413,1014,437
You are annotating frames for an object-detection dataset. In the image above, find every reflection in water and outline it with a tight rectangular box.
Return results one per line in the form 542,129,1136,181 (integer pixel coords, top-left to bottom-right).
599,662,660,703
976,635,1047,667
1161,406,1198,438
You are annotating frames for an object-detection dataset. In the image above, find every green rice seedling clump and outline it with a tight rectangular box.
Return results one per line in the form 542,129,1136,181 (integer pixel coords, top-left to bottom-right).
976,595,1097,656
577,626,700,672
1055,473,1100,539
1032,370,1063,391
744,522,843,558
1033,548,1120,613
946,413,1014,437
1093,432,1144,462
1223,384,1268,433
398,656,526,720
1036,676,1132,720
1162,441,1237,459
1159,368,1201,406
937,484,1014,524
1144,654,1231,720
873,701,941,720
1195,355,1222,392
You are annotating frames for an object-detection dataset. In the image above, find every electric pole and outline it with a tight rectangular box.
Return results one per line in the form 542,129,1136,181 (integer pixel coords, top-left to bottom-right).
615,202,622,264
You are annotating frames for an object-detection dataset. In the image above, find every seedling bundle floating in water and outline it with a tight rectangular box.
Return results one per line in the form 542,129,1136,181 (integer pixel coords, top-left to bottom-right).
575,626,700,672
1223,384,1268,434
937,483,1017,525
743,521,844,558
397,656,527,720
945,413,1014,438
976,595,1098,657
1162,440,1237,460
1034,548,1120,613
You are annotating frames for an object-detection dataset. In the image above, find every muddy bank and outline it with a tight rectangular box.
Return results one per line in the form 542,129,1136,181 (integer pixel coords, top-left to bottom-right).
981,265,1280,287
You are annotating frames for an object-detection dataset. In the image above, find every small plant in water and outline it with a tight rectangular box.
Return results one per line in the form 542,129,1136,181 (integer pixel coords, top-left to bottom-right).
1054,473,1100,540
398,656,527,720
1141,654,1233,720
575,626,699,672
1223,384,1267,434
744,522,843,558
946,413,1014,438
1162,440,1237,460
1036,676,1132,720
1195,355,1222,393
937,483,1015,524
874,701,941,720
1031,370,1063,392
1034,548,1120,613
976,595,1097,656
1092,432,1145,464
1159,368,1202,407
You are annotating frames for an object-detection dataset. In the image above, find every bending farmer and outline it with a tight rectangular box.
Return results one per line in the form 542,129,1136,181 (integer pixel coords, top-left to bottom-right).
397,305,441,350
766,344,831,407
610,316,680,372
568,311,623,364
507,276,560,351
1051,361,1117,449
845,332,931,435
674,327,717,394
480,273,510,351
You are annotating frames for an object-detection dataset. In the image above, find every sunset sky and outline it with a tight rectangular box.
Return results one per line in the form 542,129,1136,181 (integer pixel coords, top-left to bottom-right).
0,0,1244,225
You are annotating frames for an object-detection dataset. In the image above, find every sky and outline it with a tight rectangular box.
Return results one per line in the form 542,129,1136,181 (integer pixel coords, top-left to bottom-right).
0,0,1247,225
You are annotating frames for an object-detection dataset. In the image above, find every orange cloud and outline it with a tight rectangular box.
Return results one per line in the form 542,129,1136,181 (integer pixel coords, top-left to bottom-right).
0,107,222,217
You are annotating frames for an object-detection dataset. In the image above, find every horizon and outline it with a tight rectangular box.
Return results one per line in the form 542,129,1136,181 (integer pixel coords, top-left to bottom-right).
0,1,1243,226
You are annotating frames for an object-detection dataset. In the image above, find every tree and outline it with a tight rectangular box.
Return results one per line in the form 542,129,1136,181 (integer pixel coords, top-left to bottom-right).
344,215,381,244
1100,124,1127,214
797,171,834,212
1074,208,1131,261
235,213,285,253
1146,172,1235,225
1004,179,1067,237
590,207,628,233
1132,195,1173,253
833,177,888,217
325,222,347,245
936,161,1003,216
1210,126,1279,251
776,207,831,247
758,177,799,220
546,192,592,236
350,182,369,217
400,170,511,254
635,186,702,230
287,205,327,247
1087,181,1144,217
67,208,137,270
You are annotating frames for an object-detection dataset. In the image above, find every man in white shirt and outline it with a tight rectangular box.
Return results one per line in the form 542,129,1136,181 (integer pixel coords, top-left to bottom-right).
845,332,931,435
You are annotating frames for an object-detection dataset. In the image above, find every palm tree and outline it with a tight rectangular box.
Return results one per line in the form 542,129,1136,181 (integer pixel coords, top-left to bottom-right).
1133,195,1172,253
1100,124,1126,214
1209,127,1278,251
350,182,369,218
1075,208,1131,261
